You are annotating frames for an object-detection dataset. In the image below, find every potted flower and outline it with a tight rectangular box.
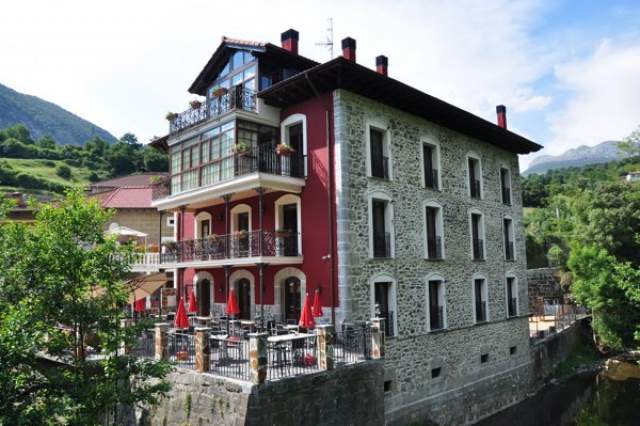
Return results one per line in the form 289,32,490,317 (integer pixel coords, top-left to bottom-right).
189,99,202,109
164,241,178,253
165,112,178,122
276,142,295,156
176,350,189,361
234,229,248,240
233,142,251,156
212,87,228,97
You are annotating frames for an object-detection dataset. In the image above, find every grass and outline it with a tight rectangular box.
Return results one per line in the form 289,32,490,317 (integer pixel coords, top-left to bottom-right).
2,158,95,187
555,342,601,379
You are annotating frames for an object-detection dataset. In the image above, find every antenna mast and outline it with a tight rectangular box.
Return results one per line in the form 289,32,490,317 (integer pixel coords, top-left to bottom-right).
315,18,334,59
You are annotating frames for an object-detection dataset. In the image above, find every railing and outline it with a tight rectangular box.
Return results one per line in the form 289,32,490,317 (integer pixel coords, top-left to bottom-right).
505,241,515,260
373,231,391,258
502,186,512,205
425,168,439,190
507,297,517,318
371,156,389,179
210,335,251,381
429,306,444,331
130,252,161,267
335,324,372,365
166,145,306,198
472,238,484,260
470,179,481,199
427,236,443,259
167,332,196,369
161,230,300,263
267,334,318,381
169,87,257,134
131,330,155,358
475,301,487,322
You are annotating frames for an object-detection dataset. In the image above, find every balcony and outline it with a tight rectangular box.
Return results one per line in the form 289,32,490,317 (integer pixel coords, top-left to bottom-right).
160,230,302,267
168,87,257,135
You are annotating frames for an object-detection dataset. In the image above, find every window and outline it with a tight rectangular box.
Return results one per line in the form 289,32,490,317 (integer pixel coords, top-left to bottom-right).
367,125,390,180
467,155,482,199
166,217,175,227
480,353,489,363
474,277,488,322
207,49,256,98
384,380,393,392
506,276,518,317
281,114,307,177
500,167,512,205
510,346,517,355
370,273,397,337
275,194,302,256
194,212,213,239
372,199,391,258
424,203,444,259
427,278,445,331
503,217,514,260
431,367,442,379
470,211,485,260
422,142,440,190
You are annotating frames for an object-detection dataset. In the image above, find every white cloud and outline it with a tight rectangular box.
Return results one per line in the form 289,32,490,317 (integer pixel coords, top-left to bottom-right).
545,39,640,155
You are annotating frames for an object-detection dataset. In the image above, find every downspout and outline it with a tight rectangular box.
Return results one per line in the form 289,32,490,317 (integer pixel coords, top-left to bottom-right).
326,108,336,326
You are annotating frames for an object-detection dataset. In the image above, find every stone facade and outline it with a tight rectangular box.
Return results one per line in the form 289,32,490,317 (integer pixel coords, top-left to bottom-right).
107,209,174,247
527,267,564,313
333,89,531,424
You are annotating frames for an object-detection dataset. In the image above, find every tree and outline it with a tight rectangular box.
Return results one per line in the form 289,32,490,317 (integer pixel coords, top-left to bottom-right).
55,164,72,179
36,135,57,150
107,142,142,176
120,132,139,146
143,146,168,172
0,191,171,424
617,125,640,157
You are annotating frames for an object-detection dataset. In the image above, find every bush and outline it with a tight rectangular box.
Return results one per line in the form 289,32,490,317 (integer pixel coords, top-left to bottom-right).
56,165,72,179
41,160,56,168
88,172,100,182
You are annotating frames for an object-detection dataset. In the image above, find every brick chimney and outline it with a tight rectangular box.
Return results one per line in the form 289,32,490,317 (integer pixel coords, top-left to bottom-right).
376,55,388,76
342,37,356,62
281,29,299,55
496,105,507,129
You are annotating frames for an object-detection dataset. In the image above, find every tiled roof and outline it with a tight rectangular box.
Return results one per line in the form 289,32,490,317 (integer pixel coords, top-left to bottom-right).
90,173,167,189
221,36,265,48
91,187,154,209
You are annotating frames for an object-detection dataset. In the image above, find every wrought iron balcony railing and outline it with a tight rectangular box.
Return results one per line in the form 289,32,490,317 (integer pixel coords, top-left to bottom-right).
426,236,443,259
160,230,300,263
168,87,257,134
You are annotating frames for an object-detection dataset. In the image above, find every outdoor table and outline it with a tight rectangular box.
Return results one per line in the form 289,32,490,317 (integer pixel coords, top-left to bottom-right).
267,332,312,343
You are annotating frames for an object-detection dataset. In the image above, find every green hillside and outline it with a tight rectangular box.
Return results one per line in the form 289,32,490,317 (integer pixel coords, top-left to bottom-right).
0,82,117,145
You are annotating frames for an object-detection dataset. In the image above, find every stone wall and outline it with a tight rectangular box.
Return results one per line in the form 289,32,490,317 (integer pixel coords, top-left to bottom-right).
333,89,531,425
527,267,564,313
107,209,174,247
137,361,384,426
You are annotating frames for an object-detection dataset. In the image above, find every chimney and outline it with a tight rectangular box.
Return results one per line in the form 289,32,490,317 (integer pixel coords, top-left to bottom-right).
376,55,388,76
496,105,507,129
342,37,356,62
281,29,299,55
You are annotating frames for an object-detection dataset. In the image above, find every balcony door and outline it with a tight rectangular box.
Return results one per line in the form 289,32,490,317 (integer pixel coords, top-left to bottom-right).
286,123,303,177
374,282,393,336
236,278,251,320
372,200,388,258
283,276,301,323
282,204,298,256
198,279,211,317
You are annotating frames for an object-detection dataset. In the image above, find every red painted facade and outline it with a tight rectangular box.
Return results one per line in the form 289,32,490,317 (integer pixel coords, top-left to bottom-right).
175,92,338,318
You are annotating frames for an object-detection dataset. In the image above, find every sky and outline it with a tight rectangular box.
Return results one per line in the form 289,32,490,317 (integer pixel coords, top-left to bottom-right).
1,0,640,169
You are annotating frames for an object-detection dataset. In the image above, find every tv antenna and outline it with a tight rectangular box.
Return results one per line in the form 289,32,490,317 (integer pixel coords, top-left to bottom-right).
315,18,334,59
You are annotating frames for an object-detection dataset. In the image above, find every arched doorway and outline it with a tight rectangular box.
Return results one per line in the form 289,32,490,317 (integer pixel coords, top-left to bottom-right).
198,279,211,316
283,277,301,323
236,278,251,320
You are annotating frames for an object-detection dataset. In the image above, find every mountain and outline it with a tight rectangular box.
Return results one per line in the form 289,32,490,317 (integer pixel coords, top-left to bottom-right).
0,82,116,145
523,140,627,175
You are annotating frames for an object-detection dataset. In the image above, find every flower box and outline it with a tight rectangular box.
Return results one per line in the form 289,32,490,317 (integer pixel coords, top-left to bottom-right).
189,100,202,109
176,350,189,361
233,142,251,156
276,143,295,156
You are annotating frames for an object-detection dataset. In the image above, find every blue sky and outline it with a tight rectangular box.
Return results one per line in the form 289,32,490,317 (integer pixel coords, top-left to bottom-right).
1,0,639,169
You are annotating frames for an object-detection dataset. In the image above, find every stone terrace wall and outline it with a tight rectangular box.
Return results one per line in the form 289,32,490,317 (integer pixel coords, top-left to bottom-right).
527,268,563,313
136,360,384,426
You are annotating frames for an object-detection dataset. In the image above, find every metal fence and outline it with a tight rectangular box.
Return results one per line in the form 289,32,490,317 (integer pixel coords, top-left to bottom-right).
335,325,371,366
167,332,196,369
267,334,319,381
131,330,155,359
210,335,251,381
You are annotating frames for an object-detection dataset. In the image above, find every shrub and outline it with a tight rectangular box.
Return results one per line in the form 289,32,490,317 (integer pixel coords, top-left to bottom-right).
56,165,72,179
88,172,100,182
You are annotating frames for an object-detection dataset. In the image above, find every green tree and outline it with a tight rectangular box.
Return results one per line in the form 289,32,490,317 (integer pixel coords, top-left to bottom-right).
36,135,57,150
143,146,168,172
107,142,142,176
56,164,72,179
0,191,171,424
120,132,139,146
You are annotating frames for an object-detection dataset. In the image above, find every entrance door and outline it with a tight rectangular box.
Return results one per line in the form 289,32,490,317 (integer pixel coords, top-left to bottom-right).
283,277,301,323
236,278,251,320
282,204,298,256
198,279,211,316
374,282,392,336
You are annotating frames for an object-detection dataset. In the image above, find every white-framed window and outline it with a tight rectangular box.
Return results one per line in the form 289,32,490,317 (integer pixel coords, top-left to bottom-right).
194,211,213,239
230,204,252,256
469,209,486,260
367,191,395,258
281,113,307,177
274,194,302,256
503,216,515,261
466,152,483,199
230,204,252,233
506,274,518,318
423,201,445,260
166,216,176,227
472,274,489,323
421,139,441,190
500,166,512,205
369,272,398,337
366,121,392,180
426,273,446,331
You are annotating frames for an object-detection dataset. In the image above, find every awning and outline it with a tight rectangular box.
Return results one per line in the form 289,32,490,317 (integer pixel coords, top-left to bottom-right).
106,224,148,238
125,272,168,304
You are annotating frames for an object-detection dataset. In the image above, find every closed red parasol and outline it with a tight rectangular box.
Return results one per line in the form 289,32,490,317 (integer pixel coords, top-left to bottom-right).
188,289,198,314
134,297,146,313
298,293,315,329
312,289,323,317
174,297,189,329
226,288,241,316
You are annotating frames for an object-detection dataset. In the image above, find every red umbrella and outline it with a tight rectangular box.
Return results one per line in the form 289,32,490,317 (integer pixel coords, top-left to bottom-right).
225,288,240,317
298,293,315,329
134,297,146,313
174,297,189,329
188,289,198,314
312,289,323,318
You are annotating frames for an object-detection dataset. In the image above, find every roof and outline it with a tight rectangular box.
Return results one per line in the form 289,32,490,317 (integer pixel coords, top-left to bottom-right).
90,173,168,190
90,186,154,209
188,36,318,95
259,57,543,154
